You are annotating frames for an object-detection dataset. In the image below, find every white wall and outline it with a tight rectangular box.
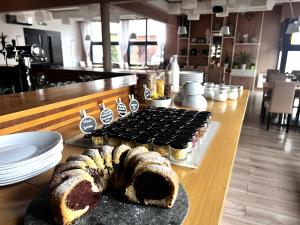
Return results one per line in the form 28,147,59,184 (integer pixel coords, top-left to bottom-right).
0,13,83,67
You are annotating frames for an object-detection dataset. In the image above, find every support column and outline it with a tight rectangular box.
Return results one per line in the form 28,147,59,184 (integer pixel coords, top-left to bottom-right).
100,0,112,72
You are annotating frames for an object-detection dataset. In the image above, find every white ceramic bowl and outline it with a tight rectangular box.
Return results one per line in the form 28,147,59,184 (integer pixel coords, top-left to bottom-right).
182,81,204,96
145,97,172,108
204,82,215,88
182,94,207,110
228,88,239,100
204,86,215,100
214,90,228,102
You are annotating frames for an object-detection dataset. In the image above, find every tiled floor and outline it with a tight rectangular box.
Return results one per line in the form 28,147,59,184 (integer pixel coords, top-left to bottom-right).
221,91,300,225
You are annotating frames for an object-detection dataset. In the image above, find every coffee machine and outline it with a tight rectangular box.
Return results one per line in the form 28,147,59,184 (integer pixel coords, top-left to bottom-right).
0,39,46,93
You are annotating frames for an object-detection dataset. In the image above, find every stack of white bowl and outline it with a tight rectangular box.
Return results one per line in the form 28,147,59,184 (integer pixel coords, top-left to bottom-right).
203,83,243,102
181,81,207,110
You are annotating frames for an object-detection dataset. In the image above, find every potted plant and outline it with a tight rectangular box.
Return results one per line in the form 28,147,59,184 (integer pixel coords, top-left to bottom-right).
237,52,250,70
233,62,239,69
250,62,256,70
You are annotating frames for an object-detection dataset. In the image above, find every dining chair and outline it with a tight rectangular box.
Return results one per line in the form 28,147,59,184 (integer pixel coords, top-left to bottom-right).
266,69,279,82
261,73,286,119
207,67,223,84
264,81,297,132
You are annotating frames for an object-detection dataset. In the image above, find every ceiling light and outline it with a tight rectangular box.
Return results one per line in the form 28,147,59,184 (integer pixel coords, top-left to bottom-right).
130,32,137,40
169,3,181,15
220,25,230,35
85,34,91,41
286,19,299,34
285,1,299,34
177,26,188,35
182,0,197,10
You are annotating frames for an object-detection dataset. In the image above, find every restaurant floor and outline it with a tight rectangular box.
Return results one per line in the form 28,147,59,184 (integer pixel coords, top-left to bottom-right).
221,91,300,225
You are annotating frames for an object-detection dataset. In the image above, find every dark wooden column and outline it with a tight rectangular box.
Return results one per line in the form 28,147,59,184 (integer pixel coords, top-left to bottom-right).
101,1,112,72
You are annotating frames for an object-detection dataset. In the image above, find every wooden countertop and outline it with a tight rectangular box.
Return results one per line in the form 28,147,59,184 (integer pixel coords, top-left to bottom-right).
0,90,249,225
31,66,157,75
0,74,136,116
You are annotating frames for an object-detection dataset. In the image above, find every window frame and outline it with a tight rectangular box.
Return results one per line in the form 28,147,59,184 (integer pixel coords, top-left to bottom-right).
90,19,159,66
279,19,300,72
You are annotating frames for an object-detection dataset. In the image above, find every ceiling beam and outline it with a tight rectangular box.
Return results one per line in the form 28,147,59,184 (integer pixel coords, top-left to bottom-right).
0,0,151,13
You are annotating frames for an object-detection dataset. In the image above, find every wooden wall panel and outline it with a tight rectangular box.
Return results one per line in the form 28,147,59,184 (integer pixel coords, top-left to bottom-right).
165,22,178,58
256,5,282,76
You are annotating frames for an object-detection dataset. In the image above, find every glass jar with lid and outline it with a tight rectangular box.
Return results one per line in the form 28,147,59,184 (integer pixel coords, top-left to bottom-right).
153,137,170,157
170,140,189,161
136,135,153,150
91,129,107,147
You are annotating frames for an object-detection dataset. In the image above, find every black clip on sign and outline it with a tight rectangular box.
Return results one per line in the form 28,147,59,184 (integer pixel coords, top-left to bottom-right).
129,94,139,113
99,103,114,125
79,110,97,134
143,84,151,99
115,98,127,118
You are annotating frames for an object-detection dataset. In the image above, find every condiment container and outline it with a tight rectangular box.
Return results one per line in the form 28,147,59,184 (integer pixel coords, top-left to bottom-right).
204,86,215,100
214,89,227,102
153,138,170,157
228,87,239,100
170,140,189,161
136,135,153,150
91,129,106,147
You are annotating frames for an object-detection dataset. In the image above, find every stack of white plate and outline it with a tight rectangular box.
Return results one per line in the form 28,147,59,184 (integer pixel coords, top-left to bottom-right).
180,71,204,86
0,131,63,186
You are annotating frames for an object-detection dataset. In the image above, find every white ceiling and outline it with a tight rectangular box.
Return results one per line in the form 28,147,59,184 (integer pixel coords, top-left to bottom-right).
148,0,300,14
10,0,300,24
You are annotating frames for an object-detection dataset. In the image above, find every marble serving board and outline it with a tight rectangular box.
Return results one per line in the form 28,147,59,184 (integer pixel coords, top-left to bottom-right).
24,184,189,225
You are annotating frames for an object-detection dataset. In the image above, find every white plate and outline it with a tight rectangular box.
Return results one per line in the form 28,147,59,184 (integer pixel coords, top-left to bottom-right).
0,153,62,186
0,146,63,179
0,151,62,181
0,142,63,175
0,131,62,168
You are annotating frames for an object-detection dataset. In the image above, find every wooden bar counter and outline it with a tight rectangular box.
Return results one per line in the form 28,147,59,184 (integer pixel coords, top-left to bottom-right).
0,74,136,135
0,89,249,225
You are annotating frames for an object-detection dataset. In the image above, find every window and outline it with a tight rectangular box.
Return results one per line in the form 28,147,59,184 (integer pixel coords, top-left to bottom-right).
90,19,166,66
278,20,300,72
285,51,300,73
127,19,166,66
90,22,121,64
291,32,300,45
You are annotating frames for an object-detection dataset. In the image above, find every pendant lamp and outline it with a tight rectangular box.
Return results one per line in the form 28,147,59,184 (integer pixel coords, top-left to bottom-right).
285,0,300,34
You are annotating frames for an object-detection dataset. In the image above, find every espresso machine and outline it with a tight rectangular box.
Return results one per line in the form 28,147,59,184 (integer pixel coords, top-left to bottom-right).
0,39,46,93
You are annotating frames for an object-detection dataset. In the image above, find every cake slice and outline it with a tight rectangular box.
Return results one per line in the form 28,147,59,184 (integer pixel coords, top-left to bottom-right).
83,149,110,190
66,155,102,189
125,164,179,208
111,144,131,190
49,169,93,193
123,146,149,170
83,149,105,170
49,176,101,225
54,161,90,175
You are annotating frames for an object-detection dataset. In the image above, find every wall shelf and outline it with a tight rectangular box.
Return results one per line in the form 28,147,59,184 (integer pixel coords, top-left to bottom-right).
189,43,210,46
234,43,260,46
